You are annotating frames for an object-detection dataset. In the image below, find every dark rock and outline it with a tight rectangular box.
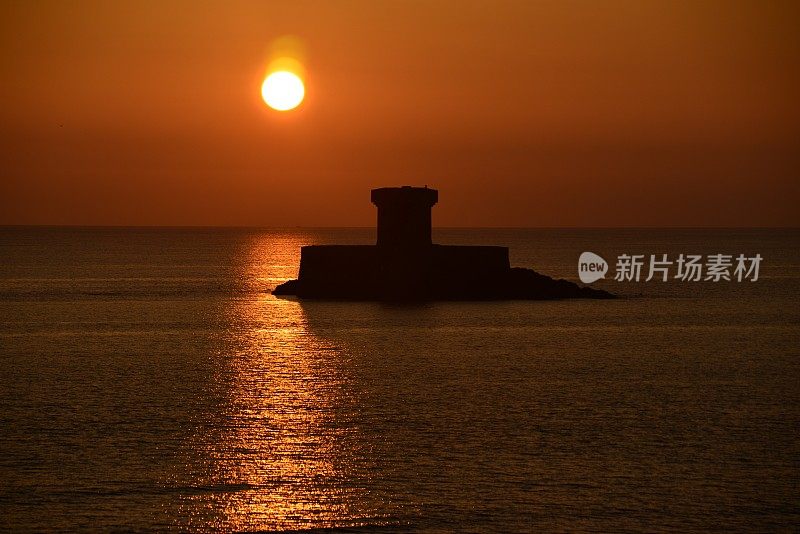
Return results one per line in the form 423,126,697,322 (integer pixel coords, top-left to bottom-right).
272,279,299,296
272,264,612,301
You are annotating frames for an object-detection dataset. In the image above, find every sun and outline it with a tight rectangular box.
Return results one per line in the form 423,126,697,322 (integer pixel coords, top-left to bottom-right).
261,71,304,111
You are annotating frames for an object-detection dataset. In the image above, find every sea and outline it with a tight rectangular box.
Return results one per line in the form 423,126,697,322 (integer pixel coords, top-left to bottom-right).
1,227,798,532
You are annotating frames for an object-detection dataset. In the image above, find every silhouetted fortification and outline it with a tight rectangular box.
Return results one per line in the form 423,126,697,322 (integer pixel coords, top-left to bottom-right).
371,186,437,247
273,186,612,300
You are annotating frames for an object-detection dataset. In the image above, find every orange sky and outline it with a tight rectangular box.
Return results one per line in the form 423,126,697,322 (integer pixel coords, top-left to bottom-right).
1,0,798,226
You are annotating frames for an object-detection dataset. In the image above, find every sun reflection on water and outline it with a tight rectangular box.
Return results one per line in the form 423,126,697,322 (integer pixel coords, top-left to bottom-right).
213,299,349,529
174,235,390,531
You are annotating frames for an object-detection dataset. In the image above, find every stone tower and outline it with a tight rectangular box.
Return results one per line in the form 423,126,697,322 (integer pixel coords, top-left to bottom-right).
370,186,438,248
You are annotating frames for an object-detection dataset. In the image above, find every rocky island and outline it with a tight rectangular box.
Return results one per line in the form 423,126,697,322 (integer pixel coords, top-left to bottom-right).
273,186,613,300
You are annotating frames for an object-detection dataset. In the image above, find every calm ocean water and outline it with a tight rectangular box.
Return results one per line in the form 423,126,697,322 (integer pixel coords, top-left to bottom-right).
1,227,798,532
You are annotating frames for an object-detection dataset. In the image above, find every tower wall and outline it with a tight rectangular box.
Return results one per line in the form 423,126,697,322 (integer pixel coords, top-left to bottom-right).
295,244,509,299
371,186,438,247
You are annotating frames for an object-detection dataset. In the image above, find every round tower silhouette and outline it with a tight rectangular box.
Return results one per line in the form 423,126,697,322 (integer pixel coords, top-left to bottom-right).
371,186,438,248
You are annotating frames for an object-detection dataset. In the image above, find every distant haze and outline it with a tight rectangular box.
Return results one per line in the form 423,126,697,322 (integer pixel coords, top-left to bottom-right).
1,1,798,226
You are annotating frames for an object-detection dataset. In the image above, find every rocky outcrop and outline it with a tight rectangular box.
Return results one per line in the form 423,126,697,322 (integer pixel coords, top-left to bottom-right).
272,264,613,301
496,267,613,299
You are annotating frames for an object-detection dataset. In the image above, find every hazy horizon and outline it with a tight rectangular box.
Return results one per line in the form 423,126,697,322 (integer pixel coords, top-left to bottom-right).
3,223,800,230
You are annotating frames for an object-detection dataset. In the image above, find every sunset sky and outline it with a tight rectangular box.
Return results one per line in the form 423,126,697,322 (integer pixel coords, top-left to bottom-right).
1,1,798,227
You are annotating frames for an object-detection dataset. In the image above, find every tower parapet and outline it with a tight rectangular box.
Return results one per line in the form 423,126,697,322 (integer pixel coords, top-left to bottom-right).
371,186,438,247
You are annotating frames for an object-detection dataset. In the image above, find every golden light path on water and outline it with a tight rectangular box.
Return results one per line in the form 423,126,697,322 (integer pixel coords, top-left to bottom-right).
173,235,392,531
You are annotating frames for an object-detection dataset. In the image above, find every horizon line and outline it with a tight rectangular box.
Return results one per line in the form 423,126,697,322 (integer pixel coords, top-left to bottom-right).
1,224,798,230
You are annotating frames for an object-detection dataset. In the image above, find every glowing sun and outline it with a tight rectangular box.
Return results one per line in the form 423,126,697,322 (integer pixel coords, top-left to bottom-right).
261,71,305,111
